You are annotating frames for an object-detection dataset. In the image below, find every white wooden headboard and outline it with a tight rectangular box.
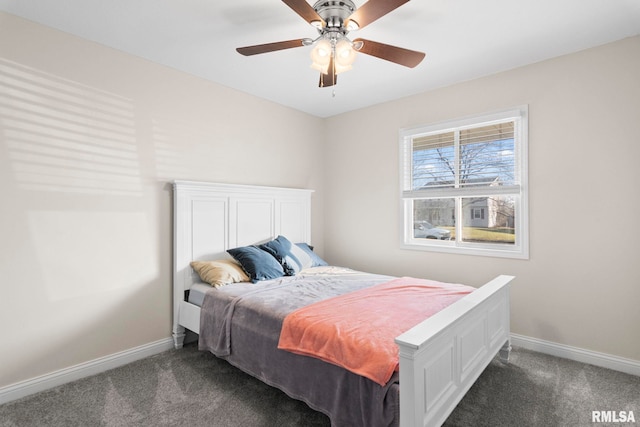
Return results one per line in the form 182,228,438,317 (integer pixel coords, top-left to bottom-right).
173,180,314,291
172,181,314,345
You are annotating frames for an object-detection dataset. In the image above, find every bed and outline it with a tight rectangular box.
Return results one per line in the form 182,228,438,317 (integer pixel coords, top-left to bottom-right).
172,180,514,427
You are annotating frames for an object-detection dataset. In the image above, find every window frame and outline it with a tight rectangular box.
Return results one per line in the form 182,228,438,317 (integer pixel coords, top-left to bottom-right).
399,106,529,259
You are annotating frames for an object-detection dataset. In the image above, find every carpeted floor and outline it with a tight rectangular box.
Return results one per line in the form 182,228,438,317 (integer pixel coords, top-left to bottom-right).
1,345,638,426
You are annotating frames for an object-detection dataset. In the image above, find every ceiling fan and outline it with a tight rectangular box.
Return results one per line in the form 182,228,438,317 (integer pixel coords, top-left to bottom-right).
236,0,426,88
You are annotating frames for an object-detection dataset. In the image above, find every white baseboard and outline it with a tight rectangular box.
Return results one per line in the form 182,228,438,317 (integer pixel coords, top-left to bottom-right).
511,333,640,377
2,335,636,406
0,338,174,405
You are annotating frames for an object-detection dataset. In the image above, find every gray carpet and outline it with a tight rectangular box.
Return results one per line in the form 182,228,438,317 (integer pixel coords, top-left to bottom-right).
1,345,638,426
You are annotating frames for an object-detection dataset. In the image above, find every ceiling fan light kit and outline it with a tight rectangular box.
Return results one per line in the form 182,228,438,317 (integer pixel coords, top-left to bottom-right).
310,35,356,75
236,0,426,88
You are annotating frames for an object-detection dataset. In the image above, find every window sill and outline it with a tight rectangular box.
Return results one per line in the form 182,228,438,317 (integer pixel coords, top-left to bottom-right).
401,240,529,260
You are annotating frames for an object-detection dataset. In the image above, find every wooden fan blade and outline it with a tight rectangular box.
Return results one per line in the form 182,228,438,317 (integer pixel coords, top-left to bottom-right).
319,56,337,87
354,38,425,68
319,71,337,87
346,0,409,30
236,39,306,56
282,0,325,27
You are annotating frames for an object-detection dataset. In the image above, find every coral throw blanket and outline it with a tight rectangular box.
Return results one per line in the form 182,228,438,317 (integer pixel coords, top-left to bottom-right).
278,277,475,386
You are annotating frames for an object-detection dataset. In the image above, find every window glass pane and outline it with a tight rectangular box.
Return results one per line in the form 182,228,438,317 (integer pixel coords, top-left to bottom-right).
459,122,515,187
461,196,515,244
411,132,455,190
413,199,455,240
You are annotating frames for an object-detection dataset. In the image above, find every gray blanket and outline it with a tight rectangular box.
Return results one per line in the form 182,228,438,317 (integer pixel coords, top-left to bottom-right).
198,267,400,427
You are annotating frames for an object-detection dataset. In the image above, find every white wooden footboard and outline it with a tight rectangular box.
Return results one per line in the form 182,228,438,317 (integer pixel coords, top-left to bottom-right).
395,275,514,427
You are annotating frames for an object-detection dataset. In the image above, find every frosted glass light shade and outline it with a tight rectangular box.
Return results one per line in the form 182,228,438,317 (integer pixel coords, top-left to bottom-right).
310,39,332,74
334,39,356,74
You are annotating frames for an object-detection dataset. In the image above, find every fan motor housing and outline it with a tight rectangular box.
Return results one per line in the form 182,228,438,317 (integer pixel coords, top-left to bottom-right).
313,0,356,29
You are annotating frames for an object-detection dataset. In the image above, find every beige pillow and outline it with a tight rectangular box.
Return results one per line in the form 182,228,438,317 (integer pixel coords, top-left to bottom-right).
190,259,250,287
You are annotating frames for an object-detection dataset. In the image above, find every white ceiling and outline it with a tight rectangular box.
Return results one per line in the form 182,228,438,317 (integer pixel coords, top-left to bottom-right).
1,0,639,118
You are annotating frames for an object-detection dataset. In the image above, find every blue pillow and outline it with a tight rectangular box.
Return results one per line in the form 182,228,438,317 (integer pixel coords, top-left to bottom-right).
227,245,284,283
260,235,302,276
294,242,328,268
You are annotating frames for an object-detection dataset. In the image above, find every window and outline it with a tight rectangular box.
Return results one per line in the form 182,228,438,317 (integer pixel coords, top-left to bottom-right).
399,106,528,258
472,208,485,220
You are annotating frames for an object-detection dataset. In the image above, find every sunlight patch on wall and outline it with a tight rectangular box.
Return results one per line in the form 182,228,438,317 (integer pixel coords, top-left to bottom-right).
0,58,142,196
27,210,159,301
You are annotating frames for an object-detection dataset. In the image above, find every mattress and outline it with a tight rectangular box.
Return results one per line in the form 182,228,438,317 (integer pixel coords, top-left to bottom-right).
187,282,213,307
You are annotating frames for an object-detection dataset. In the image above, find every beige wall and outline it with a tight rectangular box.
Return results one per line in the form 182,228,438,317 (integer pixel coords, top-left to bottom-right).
0,13,325,388
323,36,640,361
1,10,638,391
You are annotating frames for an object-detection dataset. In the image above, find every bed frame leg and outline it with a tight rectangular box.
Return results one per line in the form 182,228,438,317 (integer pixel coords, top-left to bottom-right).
173,326,185,349
499,339,512,363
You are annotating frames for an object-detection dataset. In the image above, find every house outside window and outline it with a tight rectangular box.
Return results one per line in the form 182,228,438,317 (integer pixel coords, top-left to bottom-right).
399,106,529,259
